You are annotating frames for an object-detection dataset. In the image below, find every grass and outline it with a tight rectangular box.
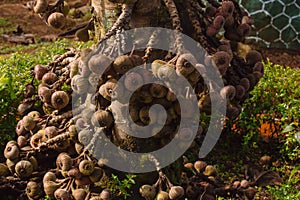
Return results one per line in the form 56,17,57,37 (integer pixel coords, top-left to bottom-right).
0,17,17,36
267,165,300,199
0,17,12,27
0,38,93,55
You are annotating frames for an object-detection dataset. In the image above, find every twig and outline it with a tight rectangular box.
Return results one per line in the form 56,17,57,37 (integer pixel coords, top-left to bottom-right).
186,0,217,53
143,29,161,61
163,0,184,54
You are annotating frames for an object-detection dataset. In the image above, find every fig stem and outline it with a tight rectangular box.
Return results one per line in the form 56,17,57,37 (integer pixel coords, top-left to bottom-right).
143,29,161,61
163,0,184,54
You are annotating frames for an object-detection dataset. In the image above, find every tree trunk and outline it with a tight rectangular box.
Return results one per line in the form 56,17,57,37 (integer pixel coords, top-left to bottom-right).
90,0,184,185
91,0,122,41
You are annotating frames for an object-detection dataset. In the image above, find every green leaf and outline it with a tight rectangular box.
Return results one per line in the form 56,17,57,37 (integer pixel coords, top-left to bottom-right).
288,166,300,183
7,76,16,100
294,131,300,143
282,124,295,133
0,74,10,90
130,179,135,184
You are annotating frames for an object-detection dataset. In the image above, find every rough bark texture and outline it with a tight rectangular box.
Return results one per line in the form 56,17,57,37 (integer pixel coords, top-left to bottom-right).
91,0,183,186
92,0,122,41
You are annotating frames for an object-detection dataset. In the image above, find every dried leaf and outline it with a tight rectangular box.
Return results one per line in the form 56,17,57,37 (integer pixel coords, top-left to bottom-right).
244,187,258,200
254,170,283,187
245,164,262,180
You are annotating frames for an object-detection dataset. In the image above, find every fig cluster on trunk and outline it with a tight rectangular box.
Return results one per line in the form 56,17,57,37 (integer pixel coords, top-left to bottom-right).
1,0,265,199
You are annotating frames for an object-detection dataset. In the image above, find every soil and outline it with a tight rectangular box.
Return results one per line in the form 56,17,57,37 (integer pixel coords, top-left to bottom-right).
0,1,60,37
261,48,300,69
0,0,90,55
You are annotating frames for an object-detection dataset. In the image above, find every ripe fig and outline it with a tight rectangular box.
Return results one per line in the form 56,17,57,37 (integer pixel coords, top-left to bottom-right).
33,0,48,13
47,12,66,29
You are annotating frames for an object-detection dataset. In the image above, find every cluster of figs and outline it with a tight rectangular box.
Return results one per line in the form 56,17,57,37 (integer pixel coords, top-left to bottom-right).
182,159,259,199
1,50,113,200
0,0,266,199
32,0,91,42
33,0,70,29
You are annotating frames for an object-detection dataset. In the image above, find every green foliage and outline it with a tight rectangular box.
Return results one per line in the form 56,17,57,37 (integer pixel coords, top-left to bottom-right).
108,174,136,199
267,166,300,200
0,17,12,27
0,17,17,35
217,197,235,200
268,184,300,200
0,39,92,149
0,53,36,147
281,122,300,161
234,61,300,157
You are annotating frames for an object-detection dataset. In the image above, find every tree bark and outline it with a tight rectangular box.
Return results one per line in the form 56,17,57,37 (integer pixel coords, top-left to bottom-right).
90,0,184,185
